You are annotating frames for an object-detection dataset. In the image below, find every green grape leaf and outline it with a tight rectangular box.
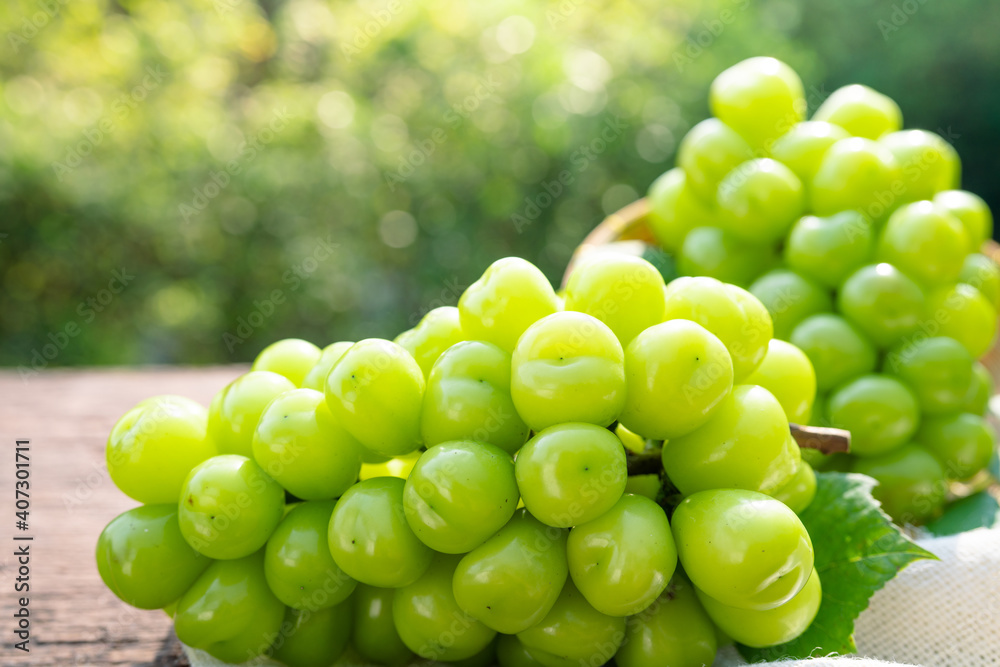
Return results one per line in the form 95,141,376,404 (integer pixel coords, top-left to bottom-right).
926,491,1000,537
640,245,677,284
737,472,937,663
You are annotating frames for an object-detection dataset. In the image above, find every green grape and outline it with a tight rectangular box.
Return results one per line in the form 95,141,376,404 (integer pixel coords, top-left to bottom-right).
497,634,548,667
963,362,994,415
516,580,626,667
646,168,716,252
359,451,420,481
352,585,414,667
453,508,569,634
877,201,969,288
916,413,995,481
837,263,924,348
107,395,216,504
770,461,817,514
678,226,778,287
392,554,497,661
515,423,627,528
826,374,919,457
451,640,499,667
511,312,625,431
748,268,833,340
208,371,297,457
880,130,960,203
709,56,805,151
852,444,947,523
567,494,677,617
959,253,1000,309
458,257,561,354
677,118,755,202
663,276,772,381
770,121,850,186
789,314,877,392
810,137,901,221
934,190,993,253
614,576,718,667
178,454,285,559
615,423,648,455
301,341,354,391
264,500,356,610
785,211,874,289
271,602,352,667
96,504,211,610
395,306,465,378
328,476,433,587
563,253,667,347
174,550,286,664
325,338,425,457
672,489,813,610
884,337,973,415
661,385,796,496
925,283,998,359
745,339,816,424
717,159,805,243
623,474,660,500
403,440,519,553
253,389,363,500
696,567,821,648
812,84,902,139
420,341,528,454
252,338,322,387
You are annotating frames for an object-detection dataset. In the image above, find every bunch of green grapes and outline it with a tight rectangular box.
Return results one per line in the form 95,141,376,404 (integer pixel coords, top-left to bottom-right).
98,250,826,667
646,56,998,526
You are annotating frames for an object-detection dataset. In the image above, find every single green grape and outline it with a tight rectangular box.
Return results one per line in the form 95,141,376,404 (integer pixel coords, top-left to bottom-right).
812,84,902,139
420,340,528,455
646,168,716,252
453,508,569,634
359,451,421,481
748,268,833,340
852,444,947,523
174,550,286,664
623,474,661,500
301,341,354,391
264,500,356,610
614,576,718,667
107,395,216,504
784,211,874,289
916,412,995,481
458,257,561,354
672,489,813,610
395,306,465,378
880,130,960,203
884,337,973,415
270,602,352,667
252,389,363,500
925,283,998,359
392,554,497,662
810,137,901,221
662,385,797,496
252,338,322,387
178,454,285,560
934,190,993,253
511,312,625,431
789,314,877,392
963,362,994,415
717,158,805,243
696,567,821,648
837,263,924,349
826,374,919,457
615,423,648,455
516,580,626,667
96,504,211,610
959,253,1000,309
677,118,755,202
352,585,414,667
403,440,519,553
515,423,627,528
877,201,969,288
567,494,677,617
328,476,433,587
770,461,817,514
563,253,666,347
208,371,297,457
709,56,805,151
770,121,850,186
745,339,816,423
678,226,778,287
325,338,425,457
497,634,548,667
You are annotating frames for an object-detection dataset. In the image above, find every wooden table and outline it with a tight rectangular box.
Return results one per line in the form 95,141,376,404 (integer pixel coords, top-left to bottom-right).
0,367,246,667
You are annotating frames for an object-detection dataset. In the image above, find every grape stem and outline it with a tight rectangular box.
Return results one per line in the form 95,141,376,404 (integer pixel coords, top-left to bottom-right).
789,423,851,454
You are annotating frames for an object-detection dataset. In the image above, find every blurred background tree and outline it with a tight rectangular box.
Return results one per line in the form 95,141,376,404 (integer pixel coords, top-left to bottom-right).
1,0,998,367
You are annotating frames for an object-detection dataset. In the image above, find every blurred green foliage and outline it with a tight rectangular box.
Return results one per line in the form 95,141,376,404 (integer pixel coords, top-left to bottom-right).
1,0,998,368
